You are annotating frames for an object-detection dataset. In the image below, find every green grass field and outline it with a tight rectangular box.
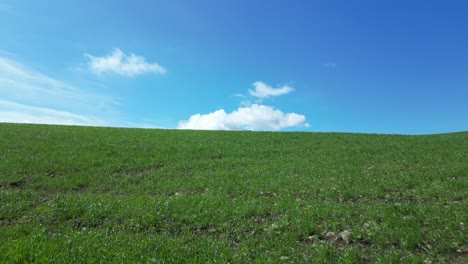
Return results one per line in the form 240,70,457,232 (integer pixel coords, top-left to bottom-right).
0,123,466,263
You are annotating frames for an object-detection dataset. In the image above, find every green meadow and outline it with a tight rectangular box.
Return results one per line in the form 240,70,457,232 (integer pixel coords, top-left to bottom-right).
0,123,466,263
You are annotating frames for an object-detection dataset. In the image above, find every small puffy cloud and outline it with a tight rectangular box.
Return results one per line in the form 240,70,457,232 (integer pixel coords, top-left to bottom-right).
178,104,309,131
85,48,166,77
248,81,294,99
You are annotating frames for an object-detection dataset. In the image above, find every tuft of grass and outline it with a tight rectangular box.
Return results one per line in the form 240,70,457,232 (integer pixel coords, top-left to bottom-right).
0,123,467,263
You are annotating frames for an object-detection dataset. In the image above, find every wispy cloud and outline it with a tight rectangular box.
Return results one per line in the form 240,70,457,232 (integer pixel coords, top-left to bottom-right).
178,104,309,131
233,93,246,98
0,100,106,126
85,48,166,77
324,61,337,68
0,49,15,56
0,56,116,126
248,81,294,99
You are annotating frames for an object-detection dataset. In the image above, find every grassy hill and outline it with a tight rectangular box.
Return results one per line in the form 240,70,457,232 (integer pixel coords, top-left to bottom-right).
0,123,466,263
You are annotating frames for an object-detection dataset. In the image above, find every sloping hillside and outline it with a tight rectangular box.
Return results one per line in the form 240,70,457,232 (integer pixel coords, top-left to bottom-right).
1,123,466,263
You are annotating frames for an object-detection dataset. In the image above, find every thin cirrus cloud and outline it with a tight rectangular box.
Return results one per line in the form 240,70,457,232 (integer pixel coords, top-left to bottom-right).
178,104,309,131
85,48,166,77
324,61,337,68
0,100,106,126
0,55,115,126
248,81,294,99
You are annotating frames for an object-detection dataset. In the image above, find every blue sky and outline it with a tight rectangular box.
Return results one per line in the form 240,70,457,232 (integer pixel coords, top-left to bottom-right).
1,0,467,134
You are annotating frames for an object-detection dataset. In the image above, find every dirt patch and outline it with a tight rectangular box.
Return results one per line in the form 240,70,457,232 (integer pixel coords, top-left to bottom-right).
0,178,27,189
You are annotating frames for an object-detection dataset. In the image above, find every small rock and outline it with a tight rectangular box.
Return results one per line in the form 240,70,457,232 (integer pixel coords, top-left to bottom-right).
325,231,337,241
423,258,432,264
339,230,352,243
458,246,468,254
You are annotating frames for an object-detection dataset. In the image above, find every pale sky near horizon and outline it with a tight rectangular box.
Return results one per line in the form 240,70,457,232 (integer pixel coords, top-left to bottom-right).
1,0,467,134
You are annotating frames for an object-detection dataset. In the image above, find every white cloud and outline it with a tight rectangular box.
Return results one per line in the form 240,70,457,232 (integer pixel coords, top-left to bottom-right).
0,57,116,113
248,81,294,99
85,48,166,77
124,122,167,129
0,100,106,126
178,104,309,131
0,56,116,126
